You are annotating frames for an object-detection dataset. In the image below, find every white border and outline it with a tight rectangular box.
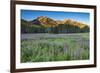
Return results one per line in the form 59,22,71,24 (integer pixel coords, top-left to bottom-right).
16,4,94,69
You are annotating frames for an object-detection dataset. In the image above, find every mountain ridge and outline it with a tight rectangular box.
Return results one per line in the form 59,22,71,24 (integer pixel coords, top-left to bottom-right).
28,16,89,28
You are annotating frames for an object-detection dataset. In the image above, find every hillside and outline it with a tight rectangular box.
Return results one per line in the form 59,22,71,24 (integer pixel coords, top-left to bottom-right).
21,16,89,33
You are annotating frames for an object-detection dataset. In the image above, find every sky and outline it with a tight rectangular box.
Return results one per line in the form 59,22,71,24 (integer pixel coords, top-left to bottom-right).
21,10,90,25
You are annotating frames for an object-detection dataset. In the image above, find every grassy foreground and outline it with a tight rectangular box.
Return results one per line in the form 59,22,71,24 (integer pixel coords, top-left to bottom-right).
21,33,89,63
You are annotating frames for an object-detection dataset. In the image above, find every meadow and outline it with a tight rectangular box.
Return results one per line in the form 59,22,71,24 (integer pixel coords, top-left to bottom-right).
21,33,89,63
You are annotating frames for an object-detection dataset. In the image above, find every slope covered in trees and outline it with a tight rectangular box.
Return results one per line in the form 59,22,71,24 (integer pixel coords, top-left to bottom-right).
21,16,89,33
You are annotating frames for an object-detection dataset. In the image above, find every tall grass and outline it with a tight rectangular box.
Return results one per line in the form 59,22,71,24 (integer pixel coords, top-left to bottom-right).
21,33,89,63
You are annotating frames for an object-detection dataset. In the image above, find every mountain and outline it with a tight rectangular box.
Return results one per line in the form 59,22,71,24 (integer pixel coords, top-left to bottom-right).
29,16,89,29
21,16,89,33
30,16,57,27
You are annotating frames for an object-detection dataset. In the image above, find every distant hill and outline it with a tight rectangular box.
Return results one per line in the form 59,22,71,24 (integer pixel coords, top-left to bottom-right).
21,16,89,33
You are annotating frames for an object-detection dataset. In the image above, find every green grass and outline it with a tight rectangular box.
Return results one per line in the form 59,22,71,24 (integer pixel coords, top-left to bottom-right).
21,33,89,63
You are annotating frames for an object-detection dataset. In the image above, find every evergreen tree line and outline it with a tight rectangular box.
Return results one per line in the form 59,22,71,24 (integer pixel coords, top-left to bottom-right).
21,21,89,34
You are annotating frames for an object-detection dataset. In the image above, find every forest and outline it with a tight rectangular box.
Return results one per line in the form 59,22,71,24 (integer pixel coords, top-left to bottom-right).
21,16,89,34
